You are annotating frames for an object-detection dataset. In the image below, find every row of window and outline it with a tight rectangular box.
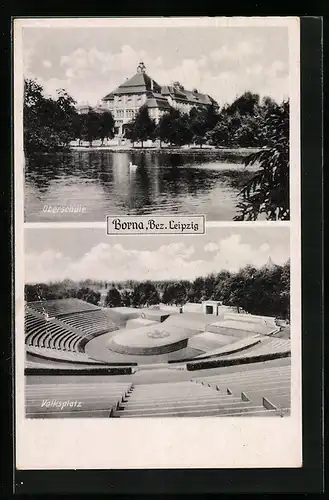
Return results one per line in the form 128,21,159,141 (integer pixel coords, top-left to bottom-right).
115,109,138,118
116,96,143,104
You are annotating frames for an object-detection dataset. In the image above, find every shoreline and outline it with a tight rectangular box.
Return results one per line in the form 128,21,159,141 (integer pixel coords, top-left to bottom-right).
69,146,263,156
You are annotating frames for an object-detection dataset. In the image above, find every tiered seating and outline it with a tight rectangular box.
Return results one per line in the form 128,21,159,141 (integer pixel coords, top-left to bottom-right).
25,304,121,363
188,331,238,352
206,313,279,337
27,298,100,318
207,321,275,338
25,311,82,352
26,345,102,364
59,310,118,337
193,335,261,359
113,380,276,418
26,381,132,418
25,359,90,369
194,362,290,412
222,312,277,328
208,319,275,335
221,338,291,359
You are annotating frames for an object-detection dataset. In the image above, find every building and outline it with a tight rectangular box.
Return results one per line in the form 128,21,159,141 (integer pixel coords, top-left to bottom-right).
100,62,218,136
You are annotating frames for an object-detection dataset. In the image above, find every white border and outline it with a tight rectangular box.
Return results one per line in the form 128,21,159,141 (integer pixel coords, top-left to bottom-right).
15,17,302,470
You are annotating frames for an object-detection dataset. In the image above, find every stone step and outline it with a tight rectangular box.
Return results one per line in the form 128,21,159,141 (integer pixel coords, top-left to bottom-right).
122,392,216,403
114,401,254,417
122,395,241,408
121,396,242,410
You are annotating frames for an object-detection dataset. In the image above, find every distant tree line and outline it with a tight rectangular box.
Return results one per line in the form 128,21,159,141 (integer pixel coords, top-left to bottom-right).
123,92,288,150
25,260,290,319
25,280,101,305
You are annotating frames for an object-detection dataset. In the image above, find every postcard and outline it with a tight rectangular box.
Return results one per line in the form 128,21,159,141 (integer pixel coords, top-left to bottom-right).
15,16,301,470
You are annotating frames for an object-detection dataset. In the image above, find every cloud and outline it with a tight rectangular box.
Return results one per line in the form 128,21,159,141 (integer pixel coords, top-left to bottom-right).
246,63,263,76
204,242,219,252
210,40,262,63
266,60,288,78
25,236,289,284
23,29,289,107
42,60,52,68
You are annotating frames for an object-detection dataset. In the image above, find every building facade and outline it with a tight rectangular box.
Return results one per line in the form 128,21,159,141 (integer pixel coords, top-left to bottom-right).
100,62,218,135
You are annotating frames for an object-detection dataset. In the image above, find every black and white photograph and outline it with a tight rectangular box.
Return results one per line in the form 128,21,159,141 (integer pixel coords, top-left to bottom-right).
14,17,301,472
22,22,289,222
24,226,291,419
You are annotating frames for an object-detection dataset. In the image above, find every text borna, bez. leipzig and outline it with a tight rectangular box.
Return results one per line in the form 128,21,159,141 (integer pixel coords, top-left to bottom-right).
111,218,200,232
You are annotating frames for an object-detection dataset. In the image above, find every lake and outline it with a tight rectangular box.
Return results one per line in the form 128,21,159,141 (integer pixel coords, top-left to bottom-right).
24,149,256,222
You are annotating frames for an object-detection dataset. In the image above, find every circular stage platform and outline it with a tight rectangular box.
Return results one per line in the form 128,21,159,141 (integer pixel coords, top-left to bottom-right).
108,325,189,355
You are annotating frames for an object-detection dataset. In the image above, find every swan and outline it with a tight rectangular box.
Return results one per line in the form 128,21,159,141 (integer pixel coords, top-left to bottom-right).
129,161,138,170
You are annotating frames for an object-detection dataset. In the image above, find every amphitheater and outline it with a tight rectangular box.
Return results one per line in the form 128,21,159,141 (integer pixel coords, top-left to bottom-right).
25,298,291,418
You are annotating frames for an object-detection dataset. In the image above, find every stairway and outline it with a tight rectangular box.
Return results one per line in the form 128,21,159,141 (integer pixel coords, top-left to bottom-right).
111,381,276,418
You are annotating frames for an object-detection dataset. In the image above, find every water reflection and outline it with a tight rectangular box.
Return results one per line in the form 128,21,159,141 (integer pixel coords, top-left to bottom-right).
25,150,255,221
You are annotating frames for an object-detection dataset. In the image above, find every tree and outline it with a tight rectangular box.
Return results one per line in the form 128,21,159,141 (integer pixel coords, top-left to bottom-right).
189,277,205,303
76,287,100,305
105,287,122,307
212,271,232,301
154,112,173,148
226,92,260,117
153,108,193,147
72,113,84,145
279,260,290,318
132,281,160,307
121,290,132,307
130,105,156,147
189,105,218,148
207,114,232,147
83,110,101,147
234,100,290,221
124,121,138,147
24,78,77,154
54,88,78,147
98,111,115,145
175,113,193,146
162,282,188,306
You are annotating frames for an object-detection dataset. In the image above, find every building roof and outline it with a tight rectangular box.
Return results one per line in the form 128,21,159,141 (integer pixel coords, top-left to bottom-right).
161,84,218,107
145,97,171,109
101,68,218,108
103,71,161,100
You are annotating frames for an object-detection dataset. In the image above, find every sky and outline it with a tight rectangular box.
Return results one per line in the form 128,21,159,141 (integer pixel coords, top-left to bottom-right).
25,226,290,284
22,24,289,107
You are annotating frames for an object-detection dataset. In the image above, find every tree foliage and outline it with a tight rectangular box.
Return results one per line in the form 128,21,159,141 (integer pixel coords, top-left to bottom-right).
189,105,218,147
105,287,122,307
124,105,156,147
24,78,115,153
131,281,160,307
234,101,289,221
24,78,78,154
76,287,100,305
